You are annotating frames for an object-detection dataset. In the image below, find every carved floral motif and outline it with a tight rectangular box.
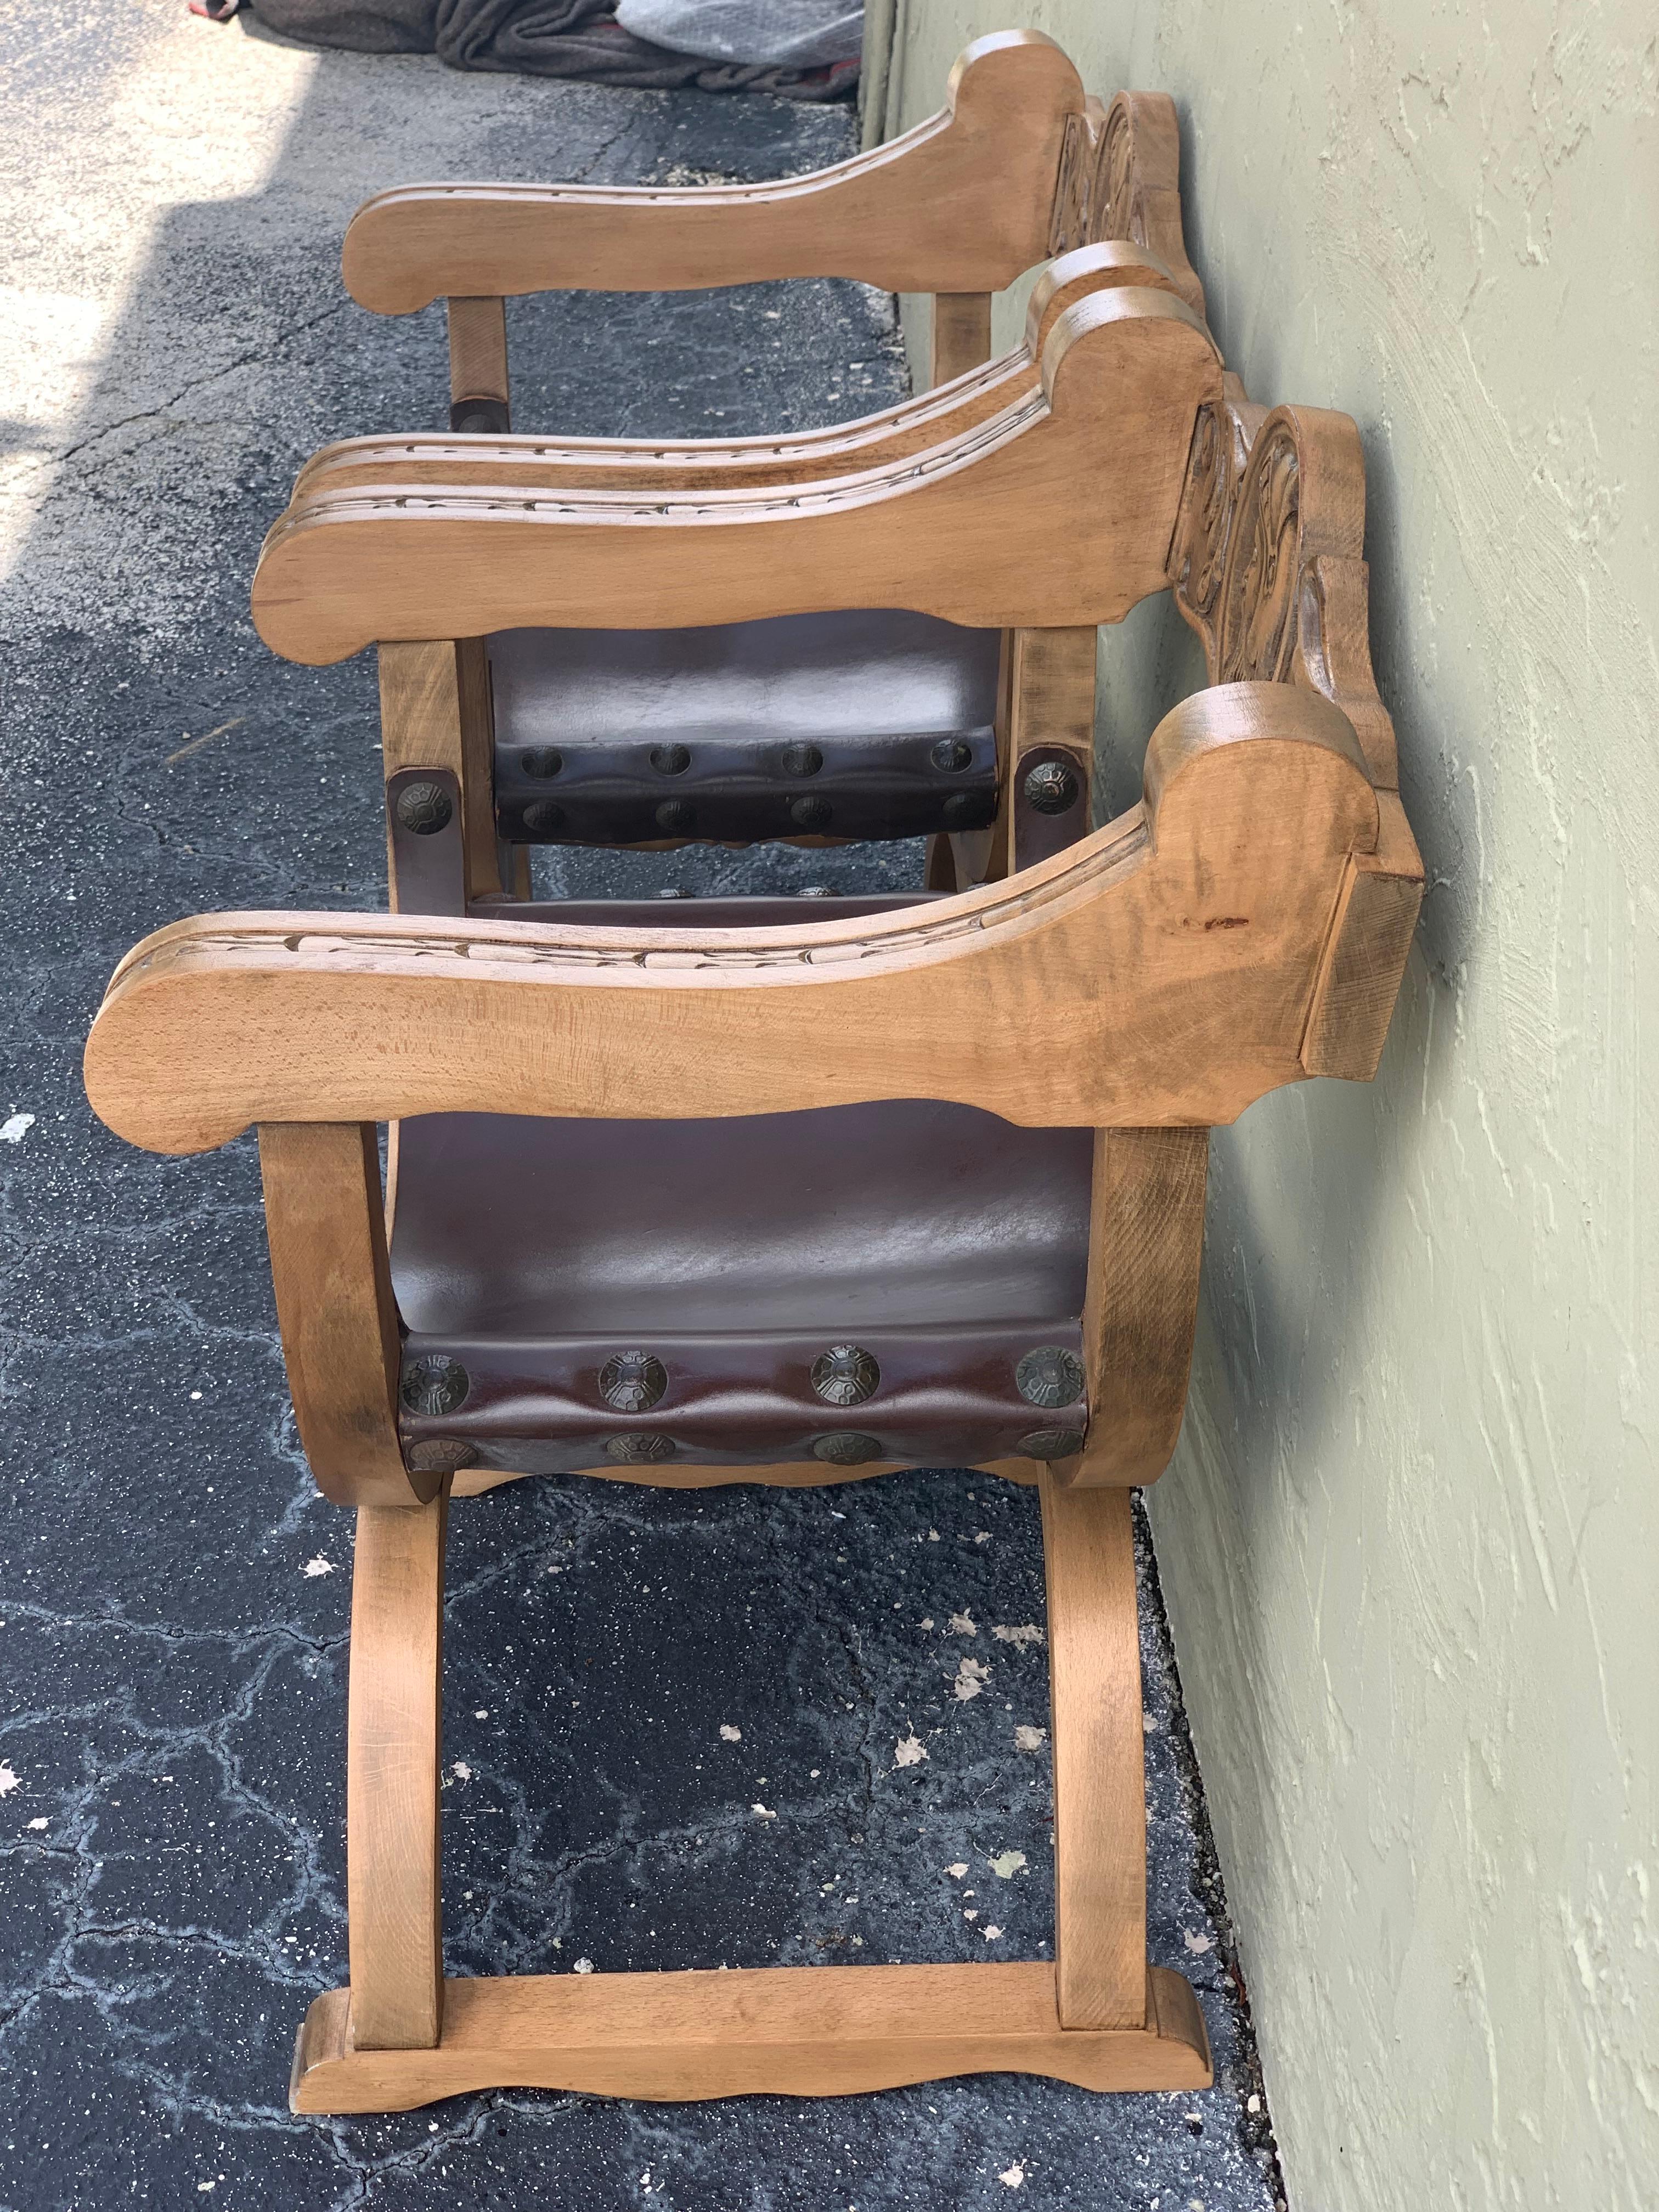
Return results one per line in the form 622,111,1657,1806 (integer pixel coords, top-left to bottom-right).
1168,402,1396,789
1217,423,1301,683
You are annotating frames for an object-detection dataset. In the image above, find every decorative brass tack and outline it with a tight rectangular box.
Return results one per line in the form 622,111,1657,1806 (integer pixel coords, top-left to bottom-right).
405,1438,478,1474
811,1345,881,1407
1016,1346,1085,1408
600,1350,668,1413
521,746,562,778
606,1434,675,1463
930,738,973,773
522,798,565,835
1022,760,1081,815
400,1353,471,1417
796,884,834,898
812,1433,883,1465
650,743,692,775
655,798,695,832
790,795,833,830
1018,1427,1086,1461
781,742,824,777
394,781,453,836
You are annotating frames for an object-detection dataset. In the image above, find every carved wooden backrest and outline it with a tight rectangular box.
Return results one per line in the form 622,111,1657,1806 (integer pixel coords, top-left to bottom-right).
1167,395,1397,792
1163,391,1421,1082
1048,93,1206,322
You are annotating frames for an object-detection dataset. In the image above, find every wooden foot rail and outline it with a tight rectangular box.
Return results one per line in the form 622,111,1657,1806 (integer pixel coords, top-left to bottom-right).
294,1962,1207,2110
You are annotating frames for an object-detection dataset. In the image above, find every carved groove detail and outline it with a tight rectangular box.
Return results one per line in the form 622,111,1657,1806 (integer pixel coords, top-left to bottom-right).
270,394,1048,554
1048,93,1206,321
1217,422,1301,684
1167,399,1399,790
125,814,1152,989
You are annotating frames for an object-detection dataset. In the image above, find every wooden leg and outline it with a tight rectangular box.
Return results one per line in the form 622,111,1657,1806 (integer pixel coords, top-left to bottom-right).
446,295,510,431
1040,1476,1148,2029
930,291,993,384
286,1479,1211,2112
923,832,959,893
1068,1127,1210,1488
346,1496,448,2052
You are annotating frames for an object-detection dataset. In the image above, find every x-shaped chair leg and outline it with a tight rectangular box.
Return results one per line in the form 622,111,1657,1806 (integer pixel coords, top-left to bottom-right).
290,1479,1209,2111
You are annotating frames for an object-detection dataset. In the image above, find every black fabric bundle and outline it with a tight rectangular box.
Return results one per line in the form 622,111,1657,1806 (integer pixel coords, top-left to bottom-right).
228,0,857,98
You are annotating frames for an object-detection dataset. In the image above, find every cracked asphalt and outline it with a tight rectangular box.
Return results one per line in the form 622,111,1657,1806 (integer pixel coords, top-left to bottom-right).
0,4,1284,2205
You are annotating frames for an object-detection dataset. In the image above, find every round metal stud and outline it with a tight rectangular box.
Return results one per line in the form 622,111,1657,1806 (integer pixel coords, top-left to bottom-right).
651,743,692,775
790,795,833,831
781,742,824,777
653,886,689,899
655,798,695,833
522,798,565,836
1015,1345,1085,1409
606,1433,675,1464
812,1432,883,1466
796,884,834,898
521,746,562,779
941,791,995,831
1018,1427,1086,1461
400,1353,471,1417
394,780,453,837
599,1350,668,1413
811,1344,881,1407
930,737,973,774
1022,760,1081,816
405,1438,479,1474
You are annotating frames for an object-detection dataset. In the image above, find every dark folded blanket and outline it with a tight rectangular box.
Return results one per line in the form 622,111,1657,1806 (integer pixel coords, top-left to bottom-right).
218,0,857,97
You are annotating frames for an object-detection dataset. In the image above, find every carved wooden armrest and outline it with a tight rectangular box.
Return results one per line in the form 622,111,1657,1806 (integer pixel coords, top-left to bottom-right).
295,241,1187,502
252,290,1221,664
341,34,1085,317
87,685,1398,1156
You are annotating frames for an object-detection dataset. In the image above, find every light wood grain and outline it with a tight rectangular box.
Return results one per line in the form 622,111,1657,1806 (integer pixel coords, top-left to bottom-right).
1041,1478,1147,2028
290,1961,1209,2109
1165,397,1425,1025
379,640,506,907
347,1495,448,2051
85,686,1383,1155
1066,1127,1209,1488
931,292,993,384
296,242,1186,503
1006,623,1097,875
342,33,1084,315
257,1123,428,1508
1299,794,1422,1080
453,635,503,899
1049,92,1207,325
446,296,508,410
253,294,1221,663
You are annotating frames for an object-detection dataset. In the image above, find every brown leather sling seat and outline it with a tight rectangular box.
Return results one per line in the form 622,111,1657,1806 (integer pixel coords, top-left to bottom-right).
391,894,1093,1476
488,609,1003,847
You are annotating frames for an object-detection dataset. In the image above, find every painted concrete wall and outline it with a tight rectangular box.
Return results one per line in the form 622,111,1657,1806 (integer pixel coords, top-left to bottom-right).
872,5,1658,2205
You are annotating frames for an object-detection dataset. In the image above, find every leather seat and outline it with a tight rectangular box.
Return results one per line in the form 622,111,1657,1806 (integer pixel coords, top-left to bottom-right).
489,610,1002,847
391,1096,1092,1476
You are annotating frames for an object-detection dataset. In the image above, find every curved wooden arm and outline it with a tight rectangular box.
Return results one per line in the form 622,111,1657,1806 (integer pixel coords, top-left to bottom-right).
296,244,1185,503
86,687,1389,1155
259,1121,436,1510
252,291,1221,664
342,33,1084,316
